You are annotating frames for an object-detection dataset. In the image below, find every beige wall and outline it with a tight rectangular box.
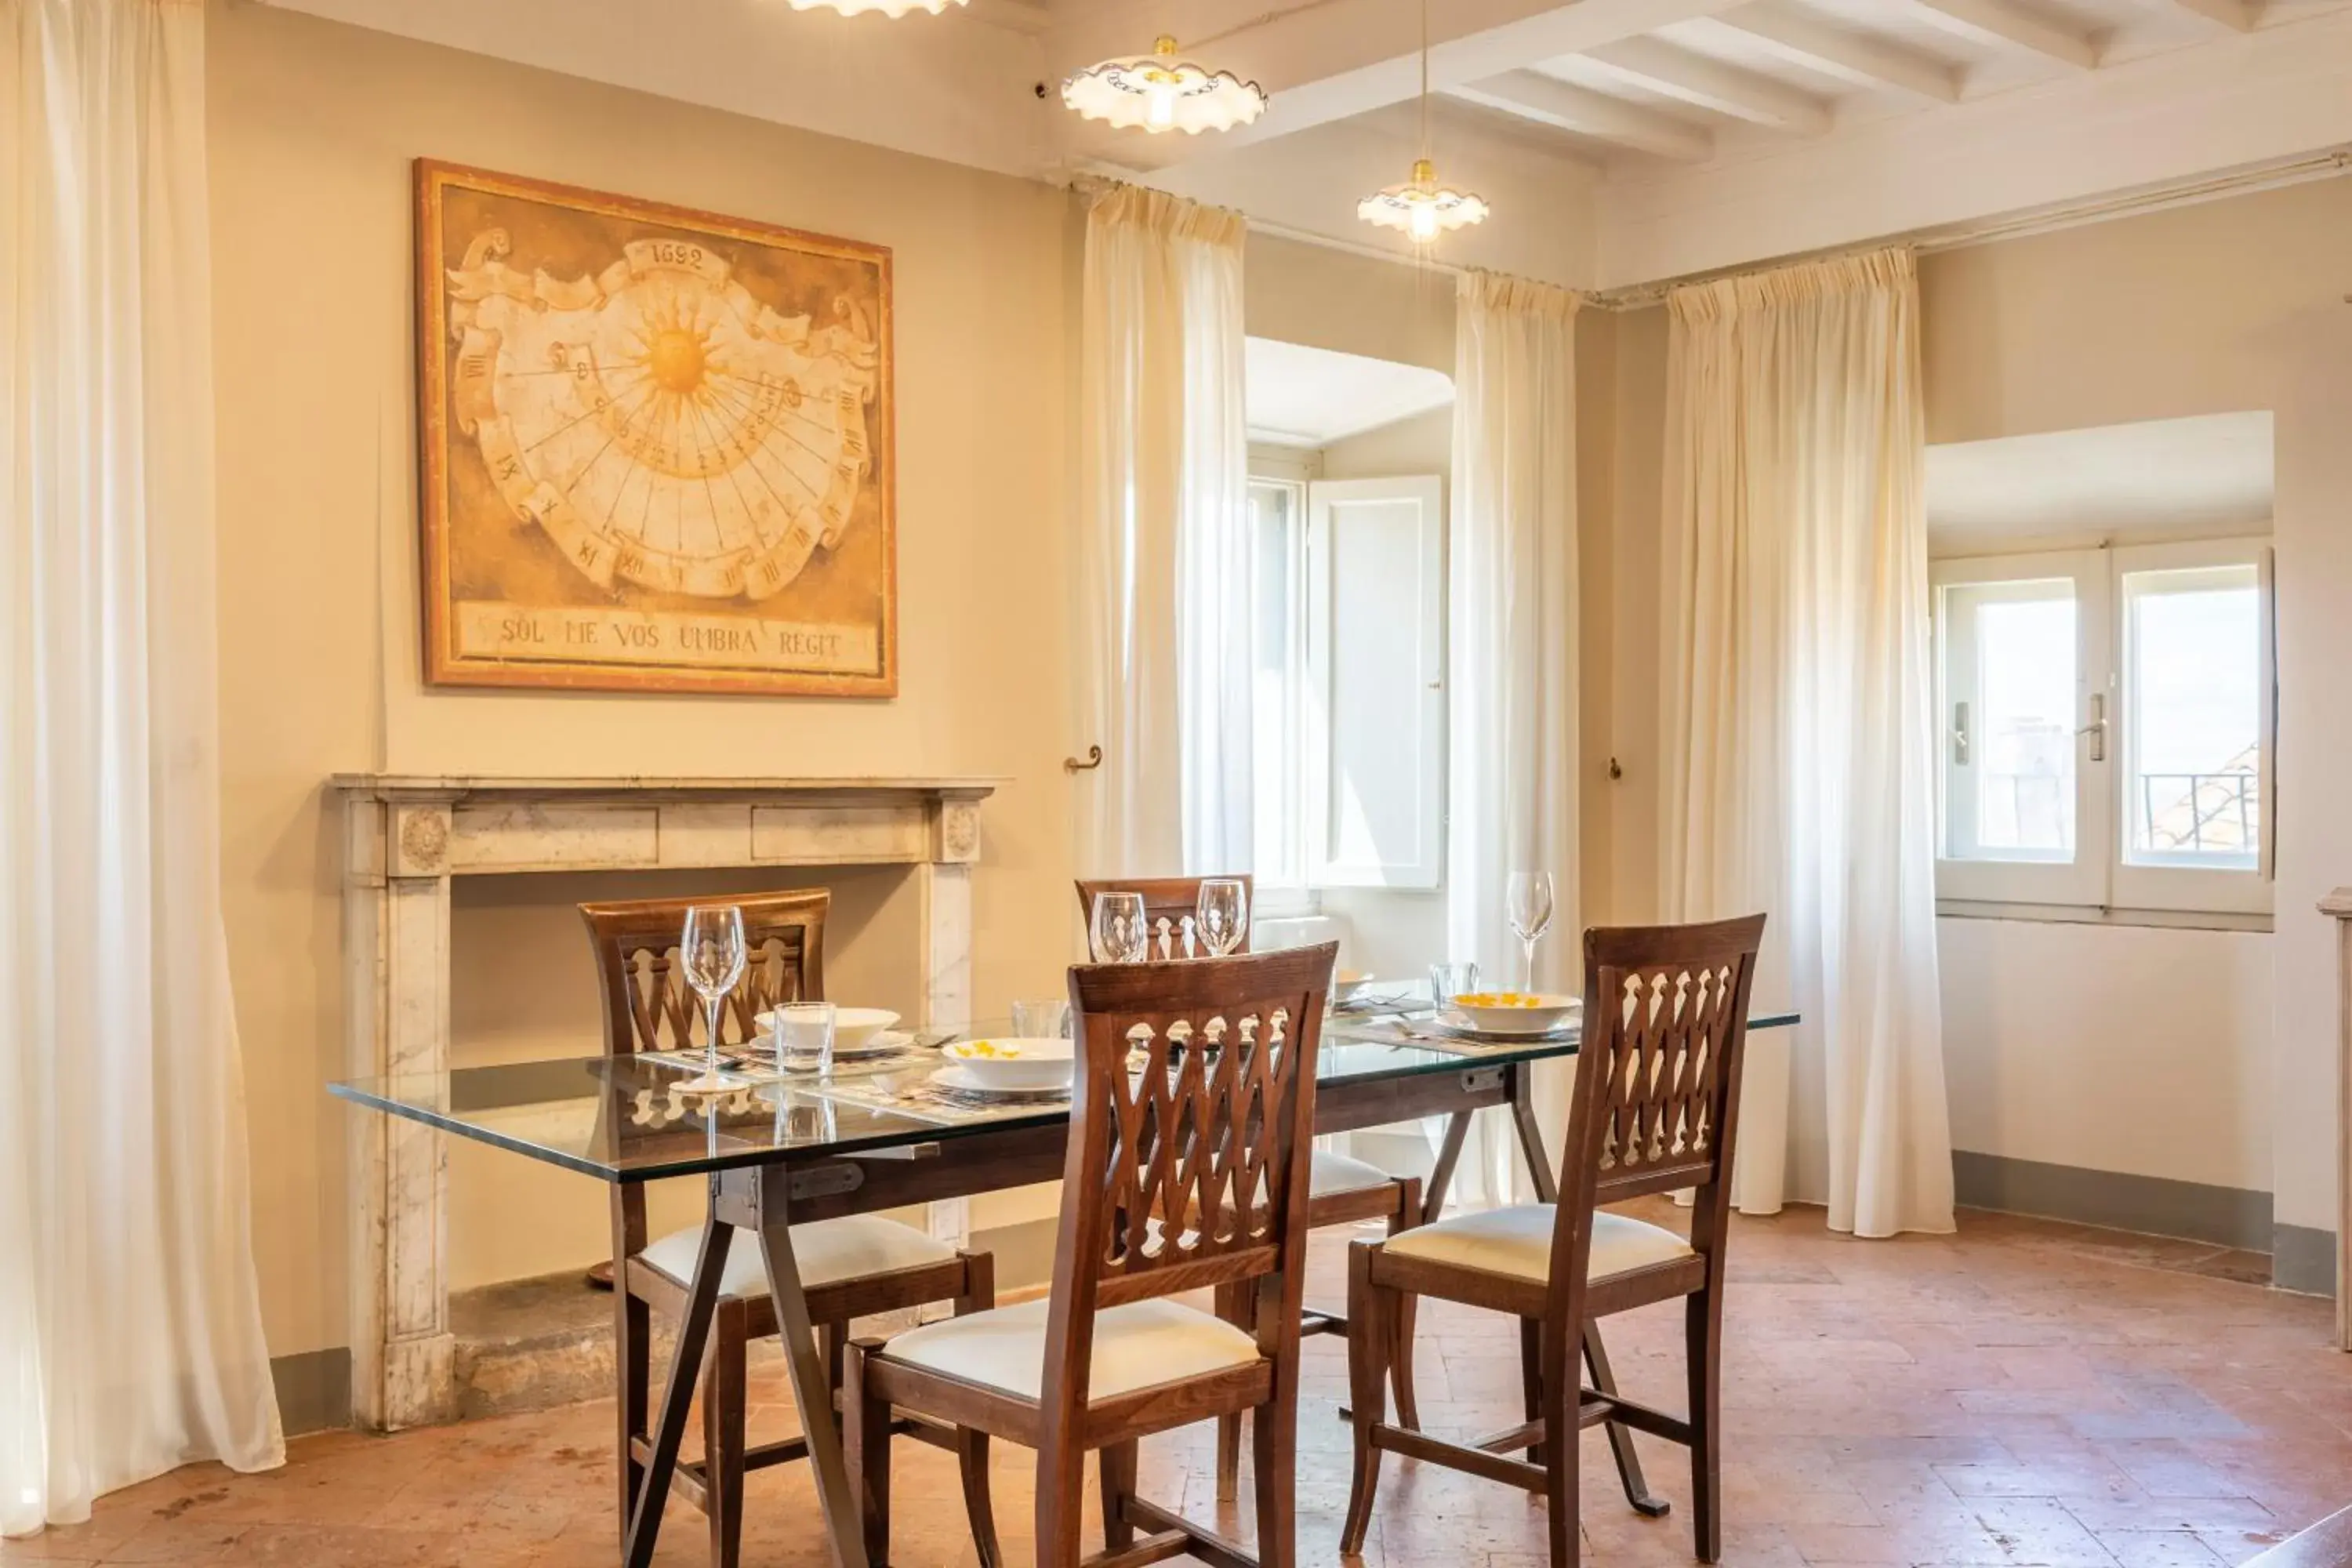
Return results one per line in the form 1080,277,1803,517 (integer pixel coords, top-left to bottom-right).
1584,181,2352,1231
208,1,1080,1357
1918,178,2352,1239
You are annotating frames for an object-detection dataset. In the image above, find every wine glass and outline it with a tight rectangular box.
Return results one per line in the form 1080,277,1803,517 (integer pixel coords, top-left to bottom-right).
681,905,747,1088
1195,879,1249,957
1089,891,1149,964
1506,871,1555,991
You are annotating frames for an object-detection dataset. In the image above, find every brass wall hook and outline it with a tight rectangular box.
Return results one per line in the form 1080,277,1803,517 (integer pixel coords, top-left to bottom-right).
1064,745,1105,773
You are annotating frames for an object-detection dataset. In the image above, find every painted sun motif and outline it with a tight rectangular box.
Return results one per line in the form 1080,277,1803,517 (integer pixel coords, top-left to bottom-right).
447,229,880,602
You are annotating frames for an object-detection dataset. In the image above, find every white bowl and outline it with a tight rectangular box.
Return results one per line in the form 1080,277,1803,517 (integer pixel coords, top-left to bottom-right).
758,1005,901,1055
938,1036,1076,1091
1332,971,1376,1005
1447,992,1581,1035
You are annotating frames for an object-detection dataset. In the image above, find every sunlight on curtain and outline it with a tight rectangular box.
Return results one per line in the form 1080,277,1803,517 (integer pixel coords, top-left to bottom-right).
2,0,285,1534
1661,248,1955,1238
1444,271,1581,1208
1074,184,1251,880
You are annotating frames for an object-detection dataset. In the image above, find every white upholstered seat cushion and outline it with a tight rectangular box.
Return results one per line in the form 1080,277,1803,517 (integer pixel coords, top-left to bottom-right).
879,1296,1261,1403
1381,1204,1692,1285
639,1215,956,1299
1310,1149,1395,1198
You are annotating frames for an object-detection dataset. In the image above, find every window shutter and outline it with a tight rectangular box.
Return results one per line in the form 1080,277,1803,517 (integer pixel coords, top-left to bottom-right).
1304,476,1444,890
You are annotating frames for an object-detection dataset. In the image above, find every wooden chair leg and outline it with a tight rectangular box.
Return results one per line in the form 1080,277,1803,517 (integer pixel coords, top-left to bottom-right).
702,1298,748,1568
1252,1392,1298,1568
1211,1279,1250,1501
844,1340,892,1568
615,1283,650,1548
952,1249,1003,1568
1098,1441,1138,1552
1687,1289,1722,1563
1034,1429,1087,1568
818,1321,847,1436
958,1430,1000,1568
1338,1242,1390,1558
1386,1180,1424,1432
1544,1398,1581,1568
1519,1316,1548,1467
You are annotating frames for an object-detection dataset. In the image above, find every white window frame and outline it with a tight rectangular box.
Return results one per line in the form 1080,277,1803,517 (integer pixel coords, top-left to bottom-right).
1931,538,2273,921
1246,465,1316,917
2109,538,2274,916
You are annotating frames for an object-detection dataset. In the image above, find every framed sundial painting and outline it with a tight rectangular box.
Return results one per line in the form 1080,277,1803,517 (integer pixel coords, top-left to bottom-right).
415,159,896,696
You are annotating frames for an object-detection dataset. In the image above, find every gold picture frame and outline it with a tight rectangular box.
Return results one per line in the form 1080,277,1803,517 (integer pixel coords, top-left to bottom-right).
415,159,897,697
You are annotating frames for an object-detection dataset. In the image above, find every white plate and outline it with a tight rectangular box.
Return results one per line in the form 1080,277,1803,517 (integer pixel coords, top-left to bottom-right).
927,1062,1070,1102
939,1036,1075,1091
756,1005,901,1054
1434,1009,1580,1042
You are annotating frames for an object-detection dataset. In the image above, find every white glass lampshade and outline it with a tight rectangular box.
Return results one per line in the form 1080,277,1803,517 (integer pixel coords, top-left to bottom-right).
786,0,968,14
1062,35,1268,135
1357,158,1490,243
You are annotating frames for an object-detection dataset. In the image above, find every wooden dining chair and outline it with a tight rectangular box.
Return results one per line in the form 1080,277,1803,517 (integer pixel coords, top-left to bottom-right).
1073,873,1254,960
579,891,1000,1568
844,942,1341,1568
1338,915,1768,1568
1073,875,1425,1496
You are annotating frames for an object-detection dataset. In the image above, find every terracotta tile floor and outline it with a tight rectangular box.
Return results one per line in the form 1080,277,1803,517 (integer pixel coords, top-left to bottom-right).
9,1203,2350,1568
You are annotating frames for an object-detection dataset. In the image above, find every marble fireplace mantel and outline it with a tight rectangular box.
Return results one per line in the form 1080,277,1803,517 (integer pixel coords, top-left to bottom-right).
334,772,999,1430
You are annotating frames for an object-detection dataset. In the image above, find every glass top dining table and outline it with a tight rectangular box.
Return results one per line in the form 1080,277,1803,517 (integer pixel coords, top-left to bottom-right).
327,1004,1802,1184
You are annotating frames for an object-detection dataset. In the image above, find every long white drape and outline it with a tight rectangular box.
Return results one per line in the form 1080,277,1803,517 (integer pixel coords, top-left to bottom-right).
1660,248,1955,1238
1075,184,1251,879
2,0,284,1534
1444,271,1581,1209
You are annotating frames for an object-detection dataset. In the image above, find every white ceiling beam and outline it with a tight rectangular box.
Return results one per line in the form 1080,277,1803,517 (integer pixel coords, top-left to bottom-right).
1447,70,1716,160
1581,35,1833,133
2162,0,2256,29
1713,4,1962,103
1058,0,1745,169
1907,0,2101,67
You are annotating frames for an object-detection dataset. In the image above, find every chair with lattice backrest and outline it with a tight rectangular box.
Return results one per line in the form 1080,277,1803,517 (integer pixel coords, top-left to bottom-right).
845,942,1340,1568
578,891,1000,1568
1070,874,1425,1495
1339,914,1768,1568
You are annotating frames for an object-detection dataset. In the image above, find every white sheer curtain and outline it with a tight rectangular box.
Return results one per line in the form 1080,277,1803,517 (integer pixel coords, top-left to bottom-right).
1444,271,1581,1209
1660,248,1955,1238
1074,183,1252,880
2,0,284,1534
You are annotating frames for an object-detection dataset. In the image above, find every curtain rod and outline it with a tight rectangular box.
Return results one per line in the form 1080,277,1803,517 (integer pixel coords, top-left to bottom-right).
1585,147,2352,310
1064,170,1475,279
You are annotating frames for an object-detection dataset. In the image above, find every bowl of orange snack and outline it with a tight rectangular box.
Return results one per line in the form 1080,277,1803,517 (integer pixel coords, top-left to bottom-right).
939,1036,1075,1091
1445,991,1581,1036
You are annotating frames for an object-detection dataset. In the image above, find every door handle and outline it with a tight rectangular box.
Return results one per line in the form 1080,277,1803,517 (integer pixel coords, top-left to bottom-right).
1952,701,1970,766
2077,694,2107,764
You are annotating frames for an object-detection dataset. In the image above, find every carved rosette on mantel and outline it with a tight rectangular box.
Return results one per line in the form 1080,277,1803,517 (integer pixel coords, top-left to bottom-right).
334,773,996,1430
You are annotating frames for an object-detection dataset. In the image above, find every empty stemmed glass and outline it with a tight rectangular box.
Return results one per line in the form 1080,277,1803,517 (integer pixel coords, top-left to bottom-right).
680,905,747,1089
1195,878,1249,957
1507,870,1555,991
1089,891,1149,963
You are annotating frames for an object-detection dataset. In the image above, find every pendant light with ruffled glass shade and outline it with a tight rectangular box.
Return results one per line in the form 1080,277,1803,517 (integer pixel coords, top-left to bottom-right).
1062,28,1267,136
1358,0,1488,245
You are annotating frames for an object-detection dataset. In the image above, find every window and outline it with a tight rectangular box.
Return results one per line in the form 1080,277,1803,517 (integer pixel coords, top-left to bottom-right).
1933,539,2272,917
1247,470,1445,902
